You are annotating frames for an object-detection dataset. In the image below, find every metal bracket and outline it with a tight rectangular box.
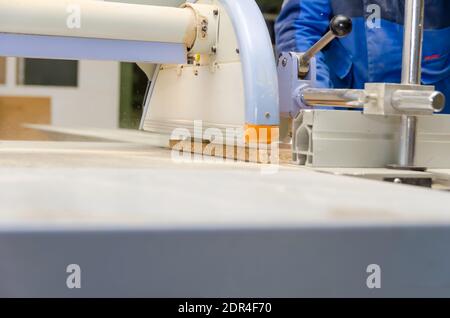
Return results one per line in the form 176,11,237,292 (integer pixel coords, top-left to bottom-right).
184,3,220,55
277,52,317,118
364,83,445,116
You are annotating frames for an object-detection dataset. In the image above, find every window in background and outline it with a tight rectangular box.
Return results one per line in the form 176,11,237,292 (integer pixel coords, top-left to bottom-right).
16,58,78,87
119,63,148,129
0,57,5,85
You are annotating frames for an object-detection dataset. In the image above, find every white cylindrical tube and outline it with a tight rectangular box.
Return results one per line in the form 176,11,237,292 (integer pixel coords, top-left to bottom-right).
0,0,197,46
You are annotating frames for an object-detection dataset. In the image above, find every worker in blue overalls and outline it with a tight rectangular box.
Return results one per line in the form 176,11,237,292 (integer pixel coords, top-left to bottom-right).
275,0,450,113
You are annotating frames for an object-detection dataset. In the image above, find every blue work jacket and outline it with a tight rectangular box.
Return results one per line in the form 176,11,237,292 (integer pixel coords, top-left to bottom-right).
275,0,450,113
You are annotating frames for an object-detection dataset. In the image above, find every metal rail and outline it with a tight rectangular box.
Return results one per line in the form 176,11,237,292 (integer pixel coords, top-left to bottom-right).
301,88,365,108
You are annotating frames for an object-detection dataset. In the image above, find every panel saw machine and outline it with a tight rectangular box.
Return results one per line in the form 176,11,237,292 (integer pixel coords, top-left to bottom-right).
0,0,450,297
0,0,448,186
0,0,278,141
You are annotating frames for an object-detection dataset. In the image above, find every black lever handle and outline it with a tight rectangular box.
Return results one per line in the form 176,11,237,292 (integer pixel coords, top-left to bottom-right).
330,15,353,37
298,15,353,78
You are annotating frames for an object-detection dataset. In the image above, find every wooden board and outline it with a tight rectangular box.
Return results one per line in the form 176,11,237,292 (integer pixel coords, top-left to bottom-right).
0,96,51,140
0,57,5,84
170,139,292,164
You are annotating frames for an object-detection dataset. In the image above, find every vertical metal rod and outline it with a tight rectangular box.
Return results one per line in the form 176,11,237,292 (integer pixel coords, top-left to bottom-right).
399,0,425,167
401,0,425,85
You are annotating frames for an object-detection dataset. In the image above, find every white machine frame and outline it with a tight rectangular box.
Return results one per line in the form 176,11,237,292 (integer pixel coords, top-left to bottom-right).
0,0,279,136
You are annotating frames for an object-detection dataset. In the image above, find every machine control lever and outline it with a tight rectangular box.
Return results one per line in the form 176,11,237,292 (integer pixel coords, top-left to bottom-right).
298,15,353,78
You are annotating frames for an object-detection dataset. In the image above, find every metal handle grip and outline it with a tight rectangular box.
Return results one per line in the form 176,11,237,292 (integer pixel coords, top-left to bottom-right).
392,90,446,113
298,15,352,78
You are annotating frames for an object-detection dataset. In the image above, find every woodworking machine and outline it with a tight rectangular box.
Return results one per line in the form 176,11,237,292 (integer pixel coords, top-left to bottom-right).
0,0,448,186
0,0,278,136
0,0,450,298
278,2,450,186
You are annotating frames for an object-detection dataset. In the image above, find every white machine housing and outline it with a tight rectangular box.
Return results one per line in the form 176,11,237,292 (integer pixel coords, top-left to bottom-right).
0,0,280,138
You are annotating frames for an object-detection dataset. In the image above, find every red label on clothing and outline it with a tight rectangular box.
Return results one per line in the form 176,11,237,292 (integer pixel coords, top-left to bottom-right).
424,54,441,61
